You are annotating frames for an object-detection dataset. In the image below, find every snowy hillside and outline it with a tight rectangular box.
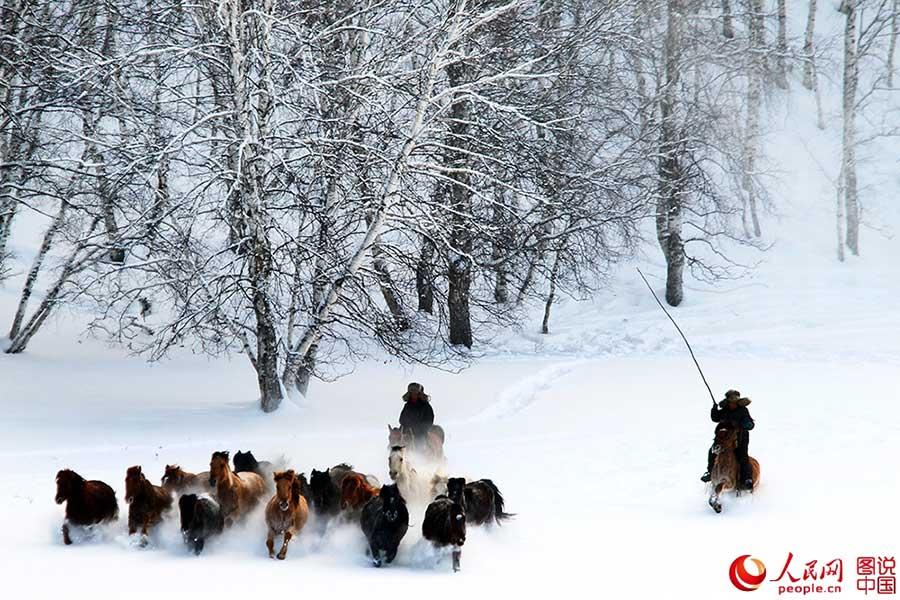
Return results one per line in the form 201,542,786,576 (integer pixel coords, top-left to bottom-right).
1,2,899,600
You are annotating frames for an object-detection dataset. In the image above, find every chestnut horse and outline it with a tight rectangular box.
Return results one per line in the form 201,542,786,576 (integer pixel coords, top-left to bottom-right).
265,470,309,560
161,465,211,494
125,466,173,542
341,472,381,515
209,451,267,525
708,422,761,513
388,425,445,462
55,469,118,545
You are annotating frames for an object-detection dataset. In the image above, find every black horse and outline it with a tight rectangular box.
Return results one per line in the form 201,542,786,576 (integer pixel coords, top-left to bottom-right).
178,494,224,555
454,479,514,526
360,484,409,567
233,451,275,481
423,477,467,572
309,464,353,518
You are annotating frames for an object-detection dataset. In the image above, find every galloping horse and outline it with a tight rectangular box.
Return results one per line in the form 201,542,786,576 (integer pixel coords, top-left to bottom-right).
209,451,267,525
708,422,761,513
388,445,442,504
161,465,211,494
125,465,173,543
388,425,445,462
55,469,118,545
265,470,309,560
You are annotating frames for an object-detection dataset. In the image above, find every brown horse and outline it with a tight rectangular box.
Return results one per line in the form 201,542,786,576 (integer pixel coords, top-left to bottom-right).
265,470,309,560
708,422,761,513
55,469,118,545
161,464,211,494
388,425,445,462
209,451,267,525
125,466,173,542
341,472,381,515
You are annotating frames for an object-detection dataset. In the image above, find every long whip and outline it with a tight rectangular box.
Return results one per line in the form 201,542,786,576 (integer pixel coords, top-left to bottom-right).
636,268,716,405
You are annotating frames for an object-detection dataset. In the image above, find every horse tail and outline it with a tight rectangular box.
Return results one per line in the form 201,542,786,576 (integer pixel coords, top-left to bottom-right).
481,479,515,524
430,425,445,444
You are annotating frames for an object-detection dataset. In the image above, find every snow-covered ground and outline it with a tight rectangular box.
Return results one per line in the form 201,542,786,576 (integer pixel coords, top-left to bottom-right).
2,8,899,600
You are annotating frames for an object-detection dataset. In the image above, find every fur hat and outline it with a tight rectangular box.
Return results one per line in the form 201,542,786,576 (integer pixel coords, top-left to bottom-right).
403,382,427,402
719,394,752,408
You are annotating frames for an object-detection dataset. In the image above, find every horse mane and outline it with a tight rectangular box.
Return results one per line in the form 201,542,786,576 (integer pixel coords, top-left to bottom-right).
390,445,404,452
57,469,84,485
332,463,353,471
212,450,230,460
291,477,302,506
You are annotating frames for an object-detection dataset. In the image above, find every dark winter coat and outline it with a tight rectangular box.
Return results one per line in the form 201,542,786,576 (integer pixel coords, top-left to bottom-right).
710,399,755,431
399,395,434,440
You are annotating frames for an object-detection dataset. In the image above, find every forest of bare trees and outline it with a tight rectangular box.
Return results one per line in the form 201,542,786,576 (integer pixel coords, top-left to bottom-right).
1,0,897,410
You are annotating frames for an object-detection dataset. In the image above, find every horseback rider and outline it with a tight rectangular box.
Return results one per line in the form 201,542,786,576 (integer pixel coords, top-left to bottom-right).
701,389,755,490
399,382,434,451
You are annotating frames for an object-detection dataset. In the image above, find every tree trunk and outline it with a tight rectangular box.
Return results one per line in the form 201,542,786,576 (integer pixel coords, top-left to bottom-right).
541,247,562,334
416,236,435,314
803,0,818,90
840,0,860,256
743,0,764,238
775,0,789,88
658,0,686,307
491,185,512,304
888,0,898,87
8,201,67,340
721,0,735,39
444,37,474,349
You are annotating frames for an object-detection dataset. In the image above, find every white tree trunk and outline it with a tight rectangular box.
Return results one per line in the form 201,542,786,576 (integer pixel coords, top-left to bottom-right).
742,0,764,238
888,0,898,87
840,0,860,256
775,0,789,88
803,0,818,89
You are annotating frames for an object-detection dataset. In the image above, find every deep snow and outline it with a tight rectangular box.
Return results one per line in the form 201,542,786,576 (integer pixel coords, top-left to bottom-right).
1,5,899,599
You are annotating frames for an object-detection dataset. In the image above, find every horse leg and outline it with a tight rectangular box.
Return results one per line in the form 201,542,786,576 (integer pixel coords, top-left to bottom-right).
452,546,462,572
371,544,383,567
266,528,276,558
193,537,204,556
277,530,292,560
62,521,72,546
708,483,724,514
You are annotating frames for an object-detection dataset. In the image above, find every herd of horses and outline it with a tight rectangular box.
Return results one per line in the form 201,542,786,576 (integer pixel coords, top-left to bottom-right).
53,427,512,571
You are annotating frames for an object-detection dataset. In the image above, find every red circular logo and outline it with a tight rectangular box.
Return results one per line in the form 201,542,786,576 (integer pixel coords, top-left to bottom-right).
730,555,767,592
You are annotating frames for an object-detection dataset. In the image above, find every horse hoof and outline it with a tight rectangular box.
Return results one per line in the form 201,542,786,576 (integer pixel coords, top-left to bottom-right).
277,553,286,561
713,504,722,514
372,559,382,568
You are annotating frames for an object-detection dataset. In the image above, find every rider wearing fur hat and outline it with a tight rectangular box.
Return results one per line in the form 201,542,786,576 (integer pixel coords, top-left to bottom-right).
701,389,755,490
399,382,434,450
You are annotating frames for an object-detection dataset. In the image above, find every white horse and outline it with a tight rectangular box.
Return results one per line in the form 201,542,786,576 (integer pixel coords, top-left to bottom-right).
388,446,444,505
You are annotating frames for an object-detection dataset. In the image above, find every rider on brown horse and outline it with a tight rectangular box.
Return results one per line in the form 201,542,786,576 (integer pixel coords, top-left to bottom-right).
399,382,434,452
701,389,755,490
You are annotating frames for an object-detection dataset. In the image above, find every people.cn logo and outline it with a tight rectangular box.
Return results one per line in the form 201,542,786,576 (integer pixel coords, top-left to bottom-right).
730,555,767,592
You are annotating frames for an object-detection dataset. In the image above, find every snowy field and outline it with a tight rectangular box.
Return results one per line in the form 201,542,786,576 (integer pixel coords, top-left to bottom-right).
2,6,900,600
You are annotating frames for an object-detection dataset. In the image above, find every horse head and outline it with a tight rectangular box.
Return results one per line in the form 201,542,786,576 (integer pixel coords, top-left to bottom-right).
273,470,296,512
379,484,406,523
178,493,198,535
161,464,181,487
446,477,466,507
209,451,230,488
233,450,257,472
388,445,407,480
309,468,332,509
712,423,739,454
388,425,403,447
55,469,83,504
124,465,145,504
